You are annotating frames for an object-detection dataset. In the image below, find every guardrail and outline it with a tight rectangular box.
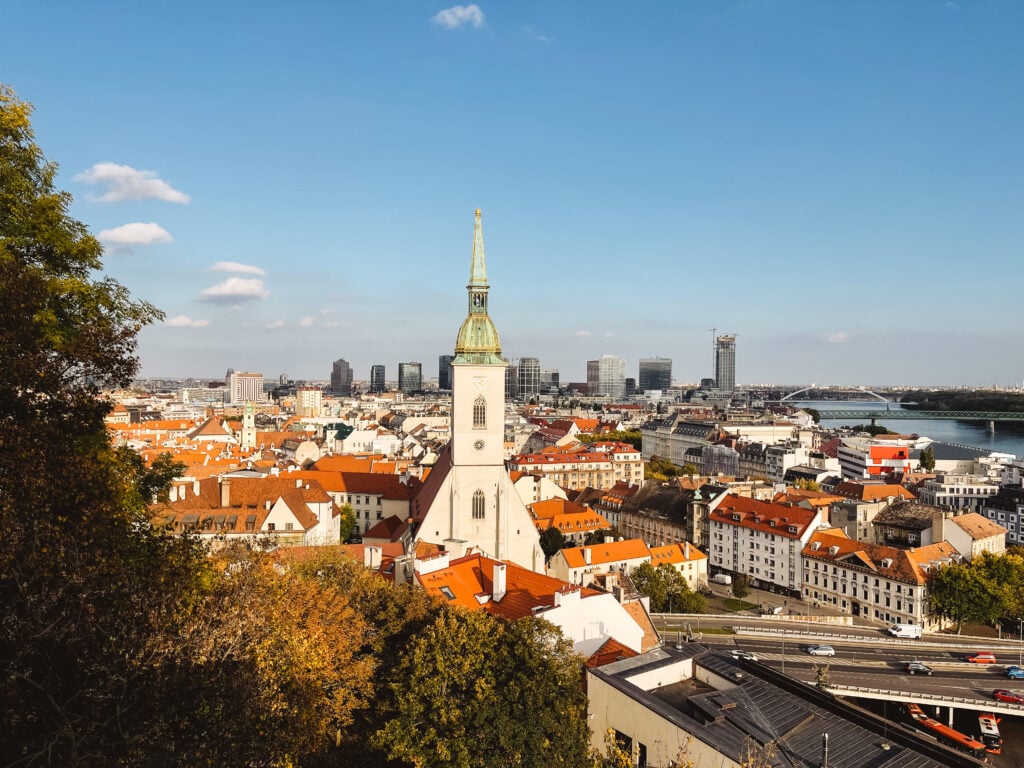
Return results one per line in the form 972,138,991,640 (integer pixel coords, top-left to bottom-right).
826,684,1024,714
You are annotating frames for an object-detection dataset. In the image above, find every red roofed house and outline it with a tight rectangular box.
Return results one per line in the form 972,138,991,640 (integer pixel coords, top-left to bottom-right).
416,552,647,657
289,469,418,536
708,494,829,597
648,542,709,592
801,527,960,629
550,539,652,587
527,498,610,545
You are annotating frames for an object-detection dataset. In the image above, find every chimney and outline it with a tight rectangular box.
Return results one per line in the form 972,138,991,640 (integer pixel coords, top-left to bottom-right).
583,547,592,565
296,479,303,488
364,545,382,569
220,478,230,507
492,563,507,602
684,542,690,559
604,535,614,544
265,500,271,510
192,480,200,496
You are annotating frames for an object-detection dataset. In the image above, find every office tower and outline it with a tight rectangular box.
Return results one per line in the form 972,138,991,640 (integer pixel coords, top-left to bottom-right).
398,362,422,394
438,354,455,391
330,358,353,395
541,369,559,394
638,357,672,392
625,377,637,396
505,364,519,399
518,356,540,398
226,370,264,403
715,335,737,392
295,385,323,417
370,365,385,393
586,355,626,399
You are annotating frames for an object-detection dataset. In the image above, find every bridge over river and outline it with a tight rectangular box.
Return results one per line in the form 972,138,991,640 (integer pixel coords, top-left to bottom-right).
814,410,1024,427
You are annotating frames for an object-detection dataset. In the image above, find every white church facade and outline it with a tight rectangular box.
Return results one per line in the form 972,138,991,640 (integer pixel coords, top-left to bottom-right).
410,210,544,572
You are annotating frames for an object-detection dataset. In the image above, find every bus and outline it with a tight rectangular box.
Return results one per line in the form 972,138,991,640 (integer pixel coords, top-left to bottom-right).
978,713,1002,755
904,704,986,759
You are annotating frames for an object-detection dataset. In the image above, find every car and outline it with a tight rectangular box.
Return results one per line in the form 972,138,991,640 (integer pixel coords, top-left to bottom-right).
904,661,933,676
729,650,760,662
967,652,998,664
993,689,1024,705
807,645,836,657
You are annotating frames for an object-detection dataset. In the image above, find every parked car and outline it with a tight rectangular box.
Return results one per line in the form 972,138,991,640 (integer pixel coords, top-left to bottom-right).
1006,666,1024,680
967,652,998,664
905,661,933,676
993,689,1024,704
729,650,759,662
807,645,835,657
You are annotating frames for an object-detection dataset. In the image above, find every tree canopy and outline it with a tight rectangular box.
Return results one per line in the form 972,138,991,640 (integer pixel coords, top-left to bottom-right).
630,562,707,614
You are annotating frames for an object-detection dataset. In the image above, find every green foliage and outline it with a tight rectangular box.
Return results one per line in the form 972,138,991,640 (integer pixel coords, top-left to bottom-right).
338,502,357,543
377,609,591,768
731,573,750,599
849,424,898,436
646,455,685,481
803,407,820,424
540,525,566,558
927,551,1024,631
584,527,622,545
902,389,1024,413
630,562,706,614
919,446,936,472
117,448,186,504
577,430,642,449
793,478,821,492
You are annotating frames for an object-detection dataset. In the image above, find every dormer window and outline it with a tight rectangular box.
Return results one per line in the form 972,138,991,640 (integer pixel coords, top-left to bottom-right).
881,558,893,569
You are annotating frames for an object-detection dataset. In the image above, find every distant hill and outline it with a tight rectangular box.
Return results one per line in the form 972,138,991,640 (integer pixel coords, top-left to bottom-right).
901,390,1024,413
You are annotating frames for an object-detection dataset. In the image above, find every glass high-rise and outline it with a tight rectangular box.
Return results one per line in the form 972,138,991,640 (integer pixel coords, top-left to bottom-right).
518,357,540,398
438,354,454,391
398,362,422,394
715,335,736,392
586,355,625,399
638,357,672,392
330,358,353,395
370,364,386,393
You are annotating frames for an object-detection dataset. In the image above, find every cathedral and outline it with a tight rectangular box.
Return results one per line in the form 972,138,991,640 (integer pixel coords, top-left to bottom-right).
410,211,544,572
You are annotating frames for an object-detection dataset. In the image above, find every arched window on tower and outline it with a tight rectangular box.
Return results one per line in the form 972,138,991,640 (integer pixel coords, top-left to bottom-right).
472,489,486,520
473,396,486,429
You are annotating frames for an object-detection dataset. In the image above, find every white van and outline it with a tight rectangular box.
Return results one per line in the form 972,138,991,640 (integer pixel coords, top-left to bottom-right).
711,574,733,586
888,624,922,639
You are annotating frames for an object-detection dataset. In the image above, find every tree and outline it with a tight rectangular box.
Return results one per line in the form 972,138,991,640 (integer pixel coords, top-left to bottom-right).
540,525,567,559
584,527,622,545
377,609,591,768
928,563,1002,632
919,446,936,472
630,562,706,614
732,573,750,599
794,478,821,492
338,501,357,542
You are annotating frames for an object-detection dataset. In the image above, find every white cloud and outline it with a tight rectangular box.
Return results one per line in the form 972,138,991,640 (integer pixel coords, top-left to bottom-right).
827,332,850,344
946,1,959,10
266,320,286,329
199,277,270,303
523,26,551,43
165,315,210,328
574,329,592,337
75,162,190,204
432,4,485,29
298,316,316,328
98,222,173,245
209,261,267,276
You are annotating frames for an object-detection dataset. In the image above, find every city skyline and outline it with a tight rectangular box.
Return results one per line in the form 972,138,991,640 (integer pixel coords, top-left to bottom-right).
3,2,1022,386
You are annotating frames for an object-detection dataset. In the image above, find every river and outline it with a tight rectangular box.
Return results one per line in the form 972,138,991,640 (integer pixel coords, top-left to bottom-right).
792,401,1024,459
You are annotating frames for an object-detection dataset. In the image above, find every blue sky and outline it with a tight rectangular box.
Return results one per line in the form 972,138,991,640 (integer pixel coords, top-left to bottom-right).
4,1,1022,387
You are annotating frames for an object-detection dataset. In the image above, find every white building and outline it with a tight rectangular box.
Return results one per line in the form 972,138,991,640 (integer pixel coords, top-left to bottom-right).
226,370,264,404
410,211,543,571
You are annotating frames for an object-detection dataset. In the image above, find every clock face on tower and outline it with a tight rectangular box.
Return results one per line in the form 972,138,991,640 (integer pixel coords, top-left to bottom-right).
474,439,485,451
473,376,487,390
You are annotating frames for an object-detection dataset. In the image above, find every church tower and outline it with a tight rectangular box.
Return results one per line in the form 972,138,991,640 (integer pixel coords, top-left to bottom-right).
240,400,256,451
411,210,543,571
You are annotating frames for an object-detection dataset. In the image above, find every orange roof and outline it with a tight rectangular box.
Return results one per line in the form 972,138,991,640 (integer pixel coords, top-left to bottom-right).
833,481,916,502
649,542,707,565
416,553,600,621
559,539,651,569
312,454,386,472
289,469,418,499
709,495,820,539
948,512,1007,540
584,637,638,668
803,528,959,585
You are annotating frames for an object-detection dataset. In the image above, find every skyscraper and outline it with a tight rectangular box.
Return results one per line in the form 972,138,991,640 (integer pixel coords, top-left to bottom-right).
715,335,736,392
330,358,353,395
518,357,540,398
398,362,422,394
586,355,626,399
541,368,560,394
370,364,386,393
505,364,519,399
438,354,454,391
638,357,672,392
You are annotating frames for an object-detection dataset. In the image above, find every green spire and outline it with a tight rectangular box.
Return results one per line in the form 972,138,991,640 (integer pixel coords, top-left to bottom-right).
454,209,504,365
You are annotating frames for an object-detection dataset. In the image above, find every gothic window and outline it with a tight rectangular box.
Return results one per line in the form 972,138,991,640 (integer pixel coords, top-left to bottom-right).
473,396,486,429
472,489,486,520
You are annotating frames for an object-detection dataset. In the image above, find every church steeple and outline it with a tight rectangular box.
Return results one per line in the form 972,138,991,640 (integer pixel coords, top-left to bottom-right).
454,209,504,365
